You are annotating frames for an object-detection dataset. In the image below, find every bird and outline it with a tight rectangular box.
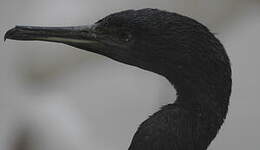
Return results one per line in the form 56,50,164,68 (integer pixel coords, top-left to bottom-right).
5,8,232,150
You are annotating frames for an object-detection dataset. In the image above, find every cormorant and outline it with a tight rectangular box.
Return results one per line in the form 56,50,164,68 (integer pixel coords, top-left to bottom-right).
5,8,232,150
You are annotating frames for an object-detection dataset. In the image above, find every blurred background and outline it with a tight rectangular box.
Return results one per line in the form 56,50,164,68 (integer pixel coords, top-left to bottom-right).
1,0,260,150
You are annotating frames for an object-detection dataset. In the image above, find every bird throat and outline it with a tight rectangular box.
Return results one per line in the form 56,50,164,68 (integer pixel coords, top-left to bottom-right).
167,66,231,123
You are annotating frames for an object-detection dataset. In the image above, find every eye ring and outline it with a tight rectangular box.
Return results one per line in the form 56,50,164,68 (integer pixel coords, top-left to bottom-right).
119,32,132,42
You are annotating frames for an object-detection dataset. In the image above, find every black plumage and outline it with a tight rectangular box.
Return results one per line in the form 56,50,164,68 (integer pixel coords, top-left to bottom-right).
5,8,232,150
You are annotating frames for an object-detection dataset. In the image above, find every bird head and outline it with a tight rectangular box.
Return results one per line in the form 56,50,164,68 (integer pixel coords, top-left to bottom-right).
5,8,230,93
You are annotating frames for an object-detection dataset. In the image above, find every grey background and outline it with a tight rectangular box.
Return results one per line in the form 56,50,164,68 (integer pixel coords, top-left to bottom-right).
1,0,260,150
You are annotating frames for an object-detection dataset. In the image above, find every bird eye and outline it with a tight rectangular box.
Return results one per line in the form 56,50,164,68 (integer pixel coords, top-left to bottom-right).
118,32,132,42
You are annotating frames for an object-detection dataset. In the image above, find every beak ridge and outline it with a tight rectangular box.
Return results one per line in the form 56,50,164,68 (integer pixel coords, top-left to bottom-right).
4,25,97,44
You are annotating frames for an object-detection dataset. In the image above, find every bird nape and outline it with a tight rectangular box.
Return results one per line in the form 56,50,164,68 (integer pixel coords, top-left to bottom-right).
5,8,232,150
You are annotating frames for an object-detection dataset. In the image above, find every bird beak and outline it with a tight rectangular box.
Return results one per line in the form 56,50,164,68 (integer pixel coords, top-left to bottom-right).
4,25,100,48
4,25,130,65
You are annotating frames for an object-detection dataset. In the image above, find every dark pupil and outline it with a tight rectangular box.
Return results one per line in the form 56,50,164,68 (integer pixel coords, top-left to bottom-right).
118,32,130,42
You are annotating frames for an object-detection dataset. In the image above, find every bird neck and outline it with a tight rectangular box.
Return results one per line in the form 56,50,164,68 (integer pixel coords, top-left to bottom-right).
166,65,232,122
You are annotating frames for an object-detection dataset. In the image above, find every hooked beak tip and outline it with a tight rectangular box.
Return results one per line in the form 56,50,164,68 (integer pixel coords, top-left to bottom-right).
4,27,14,41
4,26,23,41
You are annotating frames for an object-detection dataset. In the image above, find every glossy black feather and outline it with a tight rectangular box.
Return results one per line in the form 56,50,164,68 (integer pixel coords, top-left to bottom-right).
96,9,232,150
